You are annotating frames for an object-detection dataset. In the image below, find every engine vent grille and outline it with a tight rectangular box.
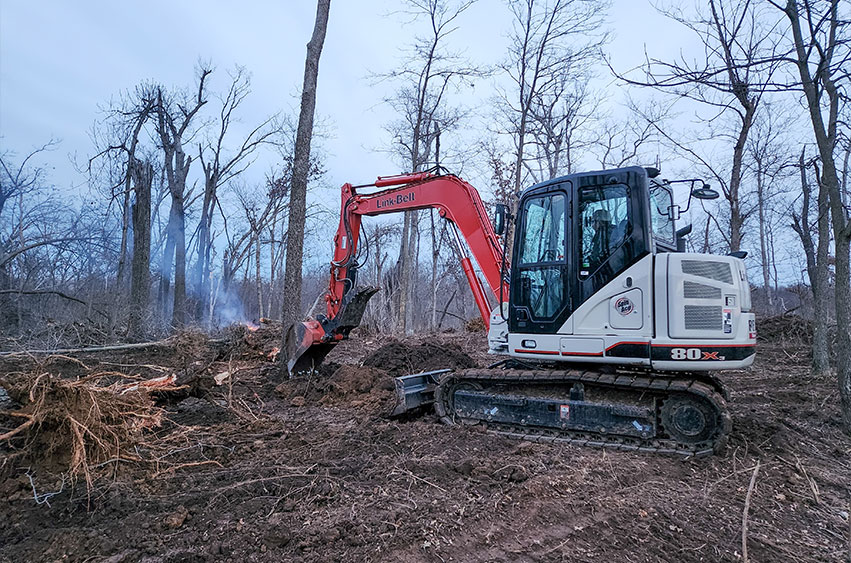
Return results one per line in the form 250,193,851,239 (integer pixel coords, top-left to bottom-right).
683,281,722,299
684,305,722,330
681,260,733,284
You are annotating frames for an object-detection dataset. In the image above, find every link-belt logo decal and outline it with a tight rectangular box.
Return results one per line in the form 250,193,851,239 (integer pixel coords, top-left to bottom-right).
376,191,415,209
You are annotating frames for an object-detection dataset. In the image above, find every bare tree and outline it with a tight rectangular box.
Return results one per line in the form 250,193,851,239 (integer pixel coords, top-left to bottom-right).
617,0,781,252
594,99,669,170
194,67,279,324
155,67,210,327
89,86,158,337
281,0,331,370
0,141,63,280
379,0,483,333
0,142,101,338
773,0,851,431
502,0,609,194
746,104,794,313
524,62,598,181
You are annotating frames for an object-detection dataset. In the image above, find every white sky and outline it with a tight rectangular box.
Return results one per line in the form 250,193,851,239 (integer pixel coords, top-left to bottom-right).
0,0,693,185
2,0,804,280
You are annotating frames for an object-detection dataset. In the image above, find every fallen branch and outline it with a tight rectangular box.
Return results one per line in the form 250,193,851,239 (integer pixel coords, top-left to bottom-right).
742,460,761,563
0,338,175,357
152,459,223,478
0,289,87,305
794,454,820,505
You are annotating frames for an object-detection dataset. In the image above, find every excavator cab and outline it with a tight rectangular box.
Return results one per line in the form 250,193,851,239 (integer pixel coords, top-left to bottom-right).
498,166,756,371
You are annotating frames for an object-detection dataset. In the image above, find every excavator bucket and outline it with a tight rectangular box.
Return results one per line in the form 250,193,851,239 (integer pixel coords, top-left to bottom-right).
284,285,379,376
284,320,335,376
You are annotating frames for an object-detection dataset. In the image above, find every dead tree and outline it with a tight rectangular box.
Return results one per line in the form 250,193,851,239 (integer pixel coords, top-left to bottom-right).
89,88,158,337
155,68,210,328
195,67,278,324
773,0,851,431
128,156,154,340
281,0,331,360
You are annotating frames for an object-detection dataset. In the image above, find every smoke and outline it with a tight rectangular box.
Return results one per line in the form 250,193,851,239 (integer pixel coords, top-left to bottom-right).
212,280,247,326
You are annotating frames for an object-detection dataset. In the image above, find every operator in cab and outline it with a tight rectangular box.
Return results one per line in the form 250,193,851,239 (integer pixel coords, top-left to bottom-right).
589,208,615,268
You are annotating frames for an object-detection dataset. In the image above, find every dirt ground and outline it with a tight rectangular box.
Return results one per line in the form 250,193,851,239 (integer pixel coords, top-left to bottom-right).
0,323,849,562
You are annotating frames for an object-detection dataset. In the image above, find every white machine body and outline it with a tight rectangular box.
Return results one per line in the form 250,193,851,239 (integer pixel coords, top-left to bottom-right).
497,253,756,370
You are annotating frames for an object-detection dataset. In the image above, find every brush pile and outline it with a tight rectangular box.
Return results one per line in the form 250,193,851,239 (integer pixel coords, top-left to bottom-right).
0,363,176,490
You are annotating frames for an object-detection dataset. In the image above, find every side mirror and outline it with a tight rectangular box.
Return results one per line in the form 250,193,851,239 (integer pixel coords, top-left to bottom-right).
691,183,720,200
667,205,681,221
493,203,508,236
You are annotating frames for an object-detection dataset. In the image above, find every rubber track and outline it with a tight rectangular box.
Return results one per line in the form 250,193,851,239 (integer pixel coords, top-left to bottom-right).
434,368,732,457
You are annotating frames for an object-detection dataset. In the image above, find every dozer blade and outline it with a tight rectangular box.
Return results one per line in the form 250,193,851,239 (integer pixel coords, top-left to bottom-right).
390,369,451,416
284,285,379,376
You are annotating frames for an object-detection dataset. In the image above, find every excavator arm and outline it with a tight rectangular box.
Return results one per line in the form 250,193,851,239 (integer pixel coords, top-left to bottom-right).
285,172,509,374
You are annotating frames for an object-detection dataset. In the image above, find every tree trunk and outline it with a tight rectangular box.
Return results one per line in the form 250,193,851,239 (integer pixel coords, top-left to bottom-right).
172,196,187,328
128,159,153,340
256,231,263,320
281,0,331,372
783,0,850,432
194,172,215,323
159,209,176,322
755,167,772,311
728,103,754,253
397,211,412,333
812,169,832,376
792,152,831,375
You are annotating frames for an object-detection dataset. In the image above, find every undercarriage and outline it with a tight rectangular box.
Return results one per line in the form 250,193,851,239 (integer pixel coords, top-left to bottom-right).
398,366,731,456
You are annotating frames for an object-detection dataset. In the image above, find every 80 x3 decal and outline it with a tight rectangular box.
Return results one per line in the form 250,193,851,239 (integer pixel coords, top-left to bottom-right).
650,344,756,362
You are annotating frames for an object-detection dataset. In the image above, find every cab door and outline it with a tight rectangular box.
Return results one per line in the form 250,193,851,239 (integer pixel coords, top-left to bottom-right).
509,183,572,335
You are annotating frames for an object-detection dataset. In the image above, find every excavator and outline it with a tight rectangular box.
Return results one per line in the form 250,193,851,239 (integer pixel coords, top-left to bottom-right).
284,166,756,456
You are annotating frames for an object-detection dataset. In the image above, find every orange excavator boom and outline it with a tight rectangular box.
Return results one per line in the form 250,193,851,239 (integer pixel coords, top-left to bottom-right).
285,171,509,375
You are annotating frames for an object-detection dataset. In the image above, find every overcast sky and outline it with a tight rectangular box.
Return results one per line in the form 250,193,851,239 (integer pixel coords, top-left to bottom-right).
0,0,697,189
6,0,799,276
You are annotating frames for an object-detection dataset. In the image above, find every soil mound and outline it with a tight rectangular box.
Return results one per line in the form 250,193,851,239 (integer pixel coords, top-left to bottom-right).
276,364,395,414
362,340,476,376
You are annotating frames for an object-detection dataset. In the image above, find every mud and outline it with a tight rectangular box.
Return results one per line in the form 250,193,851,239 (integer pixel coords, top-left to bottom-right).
362,340,476,376
0,329,849,562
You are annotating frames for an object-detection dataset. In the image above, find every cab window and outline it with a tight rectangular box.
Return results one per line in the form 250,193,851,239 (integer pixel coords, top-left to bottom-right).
518,193,566,264
649,183,675,244
578,185,629,277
